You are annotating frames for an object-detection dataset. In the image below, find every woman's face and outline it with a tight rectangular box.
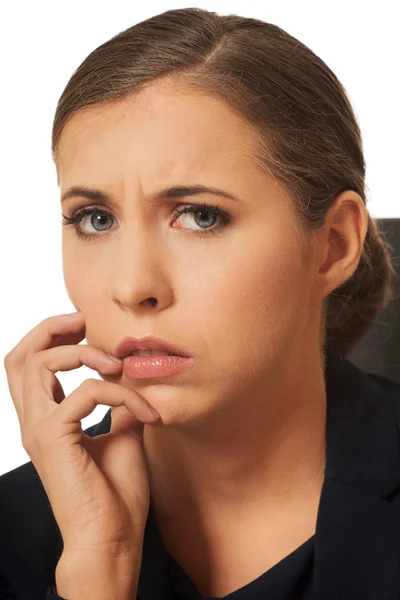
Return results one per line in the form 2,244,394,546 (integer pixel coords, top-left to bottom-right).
57,79,320,427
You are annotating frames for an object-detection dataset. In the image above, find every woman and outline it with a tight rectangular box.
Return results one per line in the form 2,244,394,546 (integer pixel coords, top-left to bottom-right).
1,6,399,600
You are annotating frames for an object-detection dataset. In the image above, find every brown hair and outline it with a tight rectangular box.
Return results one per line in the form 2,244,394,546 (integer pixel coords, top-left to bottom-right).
51,7,398,359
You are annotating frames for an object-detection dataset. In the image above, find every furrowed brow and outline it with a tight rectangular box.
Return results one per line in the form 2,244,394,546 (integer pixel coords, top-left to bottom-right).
60,185,240,205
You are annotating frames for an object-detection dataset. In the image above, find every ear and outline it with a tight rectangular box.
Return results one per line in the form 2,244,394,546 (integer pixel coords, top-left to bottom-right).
313,190,368,302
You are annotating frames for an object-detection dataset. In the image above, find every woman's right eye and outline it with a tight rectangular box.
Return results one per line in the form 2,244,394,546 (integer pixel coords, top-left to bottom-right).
61,207,114,240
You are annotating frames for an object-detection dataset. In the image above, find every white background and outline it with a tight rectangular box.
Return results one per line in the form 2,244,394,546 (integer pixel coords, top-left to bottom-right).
0,0,398,475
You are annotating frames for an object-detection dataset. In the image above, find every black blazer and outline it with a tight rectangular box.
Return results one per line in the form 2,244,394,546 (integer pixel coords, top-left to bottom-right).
2,350,400,600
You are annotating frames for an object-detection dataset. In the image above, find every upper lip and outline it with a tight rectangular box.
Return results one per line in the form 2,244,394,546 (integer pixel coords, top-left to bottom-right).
114,335,192,359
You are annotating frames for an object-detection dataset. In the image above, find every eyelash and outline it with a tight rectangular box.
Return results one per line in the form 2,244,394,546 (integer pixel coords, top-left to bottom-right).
61,203,231,241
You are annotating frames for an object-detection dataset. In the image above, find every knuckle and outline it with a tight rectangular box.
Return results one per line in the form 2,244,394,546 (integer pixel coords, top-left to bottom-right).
79,378,101,395
3,352,12,368
4,349,20,369
43,315,57,325
20,428,34,452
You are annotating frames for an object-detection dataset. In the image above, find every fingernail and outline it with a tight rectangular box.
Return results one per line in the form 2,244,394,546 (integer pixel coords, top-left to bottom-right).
67,312,83,318
149,406,161,419
105,352,122,363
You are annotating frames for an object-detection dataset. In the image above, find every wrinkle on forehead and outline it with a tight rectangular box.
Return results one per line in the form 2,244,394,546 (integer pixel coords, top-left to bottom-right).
57,81,263,183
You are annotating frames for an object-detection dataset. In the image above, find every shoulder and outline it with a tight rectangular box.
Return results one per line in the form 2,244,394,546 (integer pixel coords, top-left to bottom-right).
367,371,400,430
0,409,112,598
0,457,63,596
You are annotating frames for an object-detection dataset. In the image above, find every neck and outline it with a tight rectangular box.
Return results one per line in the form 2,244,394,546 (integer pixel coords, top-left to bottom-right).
143,350,327,522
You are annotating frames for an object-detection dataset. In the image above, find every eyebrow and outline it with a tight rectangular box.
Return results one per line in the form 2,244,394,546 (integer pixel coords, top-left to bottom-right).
61,185,240,205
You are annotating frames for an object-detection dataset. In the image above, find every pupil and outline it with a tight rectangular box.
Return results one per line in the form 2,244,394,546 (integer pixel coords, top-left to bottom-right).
92,212,111,231
196,208,215,228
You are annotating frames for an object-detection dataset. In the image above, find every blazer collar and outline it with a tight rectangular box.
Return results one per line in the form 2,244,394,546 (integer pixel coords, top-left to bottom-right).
313,350,400,599
323,349,400,495
133,350,400,599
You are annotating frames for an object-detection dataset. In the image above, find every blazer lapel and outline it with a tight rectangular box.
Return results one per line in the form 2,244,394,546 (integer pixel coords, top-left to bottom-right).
137,502,176,599
313,351,400,599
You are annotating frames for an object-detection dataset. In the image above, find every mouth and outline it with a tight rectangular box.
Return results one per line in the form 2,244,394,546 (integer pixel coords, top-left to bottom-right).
114,335,191,360
128,350,181,357
122,352,194,379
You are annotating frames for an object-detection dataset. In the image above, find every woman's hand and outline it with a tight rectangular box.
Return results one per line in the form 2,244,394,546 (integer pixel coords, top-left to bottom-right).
3,312,160,564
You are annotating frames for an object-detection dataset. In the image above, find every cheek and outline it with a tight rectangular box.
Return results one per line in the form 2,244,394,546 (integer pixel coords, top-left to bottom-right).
62,258,88,309
203,233,306,367
62,239,108,302
62,236,81,296
62,247,108,346
221,232,302,315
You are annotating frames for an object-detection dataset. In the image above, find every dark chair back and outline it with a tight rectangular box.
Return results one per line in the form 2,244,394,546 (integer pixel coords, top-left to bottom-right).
347,218,400,381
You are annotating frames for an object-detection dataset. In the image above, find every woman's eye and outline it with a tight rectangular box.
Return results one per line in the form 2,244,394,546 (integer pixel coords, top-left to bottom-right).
61,208,115,240
80,210,113,234
173,204,229,235
61,203,231,241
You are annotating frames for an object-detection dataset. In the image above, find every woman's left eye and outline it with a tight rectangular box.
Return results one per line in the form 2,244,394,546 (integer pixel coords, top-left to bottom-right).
61,203,232,241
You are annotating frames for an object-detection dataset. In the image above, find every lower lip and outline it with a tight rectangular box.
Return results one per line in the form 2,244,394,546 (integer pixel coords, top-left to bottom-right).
122,354,194,379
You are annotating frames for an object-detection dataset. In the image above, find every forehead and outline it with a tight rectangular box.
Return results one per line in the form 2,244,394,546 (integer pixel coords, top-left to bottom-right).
57,80,262,188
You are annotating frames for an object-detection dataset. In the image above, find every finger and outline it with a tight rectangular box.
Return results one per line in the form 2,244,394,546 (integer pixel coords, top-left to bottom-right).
22,344,160,428
22,344,123,425
13,344,120,426
59,379,160,427
80,406,146,482
4,314,86,421
21,379,159,458
5,313,85,366
109,405,145,438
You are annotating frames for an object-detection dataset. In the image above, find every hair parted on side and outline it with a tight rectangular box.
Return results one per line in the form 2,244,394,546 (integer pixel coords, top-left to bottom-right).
51,7,398,359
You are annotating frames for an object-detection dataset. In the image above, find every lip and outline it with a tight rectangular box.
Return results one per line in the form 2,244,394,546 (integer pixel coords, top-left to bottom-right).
114,335,192,359
123,354,193,380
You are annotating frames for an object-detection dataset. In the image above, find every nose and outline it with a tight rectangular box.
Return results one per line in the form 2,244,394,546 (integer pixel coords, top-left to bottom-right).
111,222,172,312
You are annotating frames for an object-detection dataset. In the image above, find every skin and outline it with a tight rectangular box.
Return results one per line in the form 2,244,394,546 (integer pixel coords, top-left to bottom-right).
57,77,368,596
